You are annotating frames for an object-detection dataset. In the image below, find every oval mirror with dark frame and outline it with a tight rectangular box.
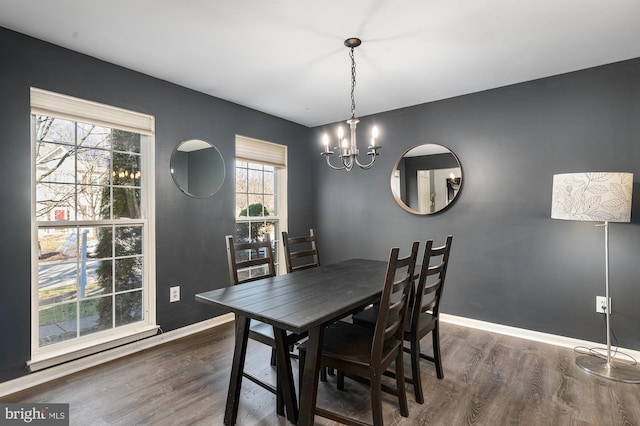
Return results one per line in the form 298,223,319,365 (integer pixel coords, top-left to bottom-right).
391,143,462,215
170,139,225,198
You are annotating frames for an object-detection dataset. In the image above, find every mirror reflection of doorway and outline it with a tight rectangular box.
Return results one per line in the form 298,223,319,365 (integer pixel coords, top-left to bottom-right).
417,170,432,214
417,168,459,213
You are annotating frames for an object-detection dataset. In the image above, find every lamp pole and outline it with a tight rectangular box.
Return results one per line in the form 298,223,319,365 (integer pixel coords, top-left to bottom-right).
574,220,640,383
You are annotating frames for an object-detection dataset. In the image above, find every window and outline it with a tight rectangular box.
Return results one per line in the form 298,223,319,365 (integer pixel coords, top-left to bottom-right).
30,88,156,370
235,136,287,277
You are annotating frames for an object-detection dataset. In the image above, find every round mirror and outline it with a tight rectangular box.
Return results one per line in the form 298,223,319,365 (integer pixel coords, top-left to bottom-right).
391,143,462,214
170,139,225,198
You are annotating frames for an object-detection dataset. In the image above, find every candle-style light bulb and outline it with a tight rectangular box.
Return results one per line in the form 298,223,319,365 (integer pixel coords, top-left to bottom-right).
337,126,344,140
322,134,331,153
370,126,379,147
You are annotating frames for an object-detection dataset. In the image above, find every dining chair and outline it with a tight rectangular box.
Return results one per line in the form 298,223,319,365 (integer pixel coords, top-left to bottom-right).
281,228,320,273
225,234,307,416
281,228,333,381
352,235,453,404
298,242,419,426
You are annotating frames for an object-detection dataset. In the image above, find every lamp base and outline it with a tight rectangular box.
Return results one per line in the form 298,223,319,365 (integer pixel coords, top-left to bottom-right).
576,355,640,383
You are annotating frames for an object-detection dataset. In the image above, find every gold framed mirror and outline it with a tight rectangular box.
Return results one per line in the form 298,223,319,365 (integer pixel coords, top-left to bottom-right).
391,143,462,214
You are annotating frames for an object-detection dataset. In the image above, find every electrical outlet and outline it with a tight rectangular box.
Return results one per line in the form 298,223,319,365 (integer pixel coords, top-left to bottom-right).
596,296,610,314
170,285,180,303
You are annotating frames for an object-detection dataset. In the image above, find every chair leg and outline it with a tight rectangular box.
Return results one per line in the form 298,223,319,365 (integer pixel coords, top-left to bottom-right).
337,370,345,391
320,366,327,382
370,373,384,426
411,337,424,404
271,348,277,366
298,346,305,404
433,325,444,379
395,348,409,417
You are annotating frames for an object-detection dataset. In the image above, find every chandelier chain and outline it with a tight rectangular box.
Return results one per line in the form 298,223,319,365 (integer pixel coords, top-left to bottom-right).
350,47,356,118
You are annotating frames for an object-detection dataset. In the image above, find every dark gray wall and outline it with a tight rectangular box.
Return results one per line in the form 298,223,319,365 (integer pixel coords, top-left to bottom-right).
172,150,189,191
0,27,314,382
313,58,640,350
2,23,640,386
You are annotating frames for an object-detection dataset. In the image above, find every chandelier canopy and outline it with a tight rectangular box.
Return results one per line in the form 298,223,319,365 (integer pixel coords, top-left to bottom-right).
321,38,381,171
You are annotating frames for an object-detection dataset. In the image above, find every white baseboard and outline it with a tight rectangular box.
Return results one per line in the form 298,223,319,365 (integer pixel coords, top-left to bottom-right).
0,313,234,398
2,312,638,398
441,313,640,361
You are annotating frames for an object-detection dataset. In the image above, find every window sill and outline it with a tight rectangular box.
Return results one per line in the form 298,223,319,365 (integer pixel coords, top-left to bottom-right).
28,324,159,372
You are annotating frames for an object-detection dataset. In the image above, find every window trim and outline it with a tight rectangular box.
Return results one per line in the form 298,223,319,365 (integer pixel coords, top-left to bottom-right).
29,88,157,370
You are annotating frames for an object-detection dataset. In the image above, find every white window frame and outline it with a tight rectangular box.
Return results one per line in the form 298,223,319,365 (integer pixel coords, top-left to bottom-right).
29,88,157,371
235,135,288,275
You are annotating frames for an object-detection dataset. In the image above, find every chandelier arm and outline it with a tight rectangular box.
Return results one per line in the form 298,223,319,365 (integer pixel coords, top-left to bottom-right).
354,152,379,169
341,154,354,171
323,153,346,170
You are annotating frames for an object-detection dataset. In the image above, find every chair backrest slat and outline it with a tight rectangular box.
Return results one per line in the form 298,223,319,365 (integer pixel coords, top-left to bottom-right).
373,242,419,359
281,229,320,273
412,236,453,326
225,234,276,285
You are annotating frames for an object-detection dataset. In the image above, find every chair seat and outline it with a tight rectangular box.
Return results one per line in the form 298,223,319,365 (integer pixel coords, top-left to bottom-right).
352,306,436,337
412,312,437,338
249,319,306,346
299,321,403,370
351,305,379,328
354,305,437,336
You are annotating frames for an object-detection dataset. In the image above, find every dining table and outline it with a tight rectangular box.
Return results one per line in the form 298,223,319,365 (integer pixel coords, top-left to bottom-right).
195,258,389,425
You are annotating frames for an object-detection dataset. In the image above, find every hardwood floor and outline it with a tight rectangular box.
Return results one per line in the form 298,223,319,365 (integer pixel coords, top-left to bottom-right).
3,321,640,425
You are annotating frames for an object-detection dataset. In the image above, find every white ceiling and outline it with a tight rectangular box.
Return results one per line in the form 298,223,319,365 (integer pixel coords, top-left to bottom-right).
1,0,639,127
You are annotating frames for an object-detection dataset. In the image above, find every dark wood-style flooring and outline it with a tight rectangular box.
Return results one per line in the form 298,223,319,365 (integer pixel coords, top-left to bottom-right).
3,320,640,425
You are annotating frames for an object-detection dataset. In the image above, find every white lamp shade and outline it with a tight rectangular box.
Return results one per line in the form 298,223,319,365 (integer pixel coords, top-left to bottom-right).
551,172,633,222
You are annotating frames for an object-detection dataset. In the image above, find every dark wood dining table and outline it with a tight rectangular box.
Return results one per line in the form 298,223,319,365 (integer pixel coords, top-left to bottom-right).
195,258,389,425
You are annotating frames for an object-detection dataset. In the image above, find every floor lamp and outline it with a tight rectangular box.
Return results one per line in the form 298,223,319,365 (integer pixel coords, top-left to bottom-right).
551,172,639,383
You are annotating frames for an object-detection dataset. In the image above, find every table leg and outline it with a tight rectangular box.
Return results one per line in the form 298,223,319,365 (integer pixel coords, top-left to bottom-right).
273,327,298,424
298,326,324,426
224,315,250,425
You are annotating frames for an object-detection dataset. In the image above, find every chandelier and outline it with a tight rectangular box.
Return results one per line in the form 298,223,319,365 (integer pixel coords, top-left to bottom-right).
321,38,381,171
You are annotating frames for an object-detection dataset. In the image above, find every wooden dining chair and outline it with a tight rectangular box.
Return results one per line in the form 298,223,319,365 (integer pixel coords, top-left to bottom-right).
353,235,453,404
225,234,307,416
281,229,320,273
281,228,335,381
298,242,419,426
